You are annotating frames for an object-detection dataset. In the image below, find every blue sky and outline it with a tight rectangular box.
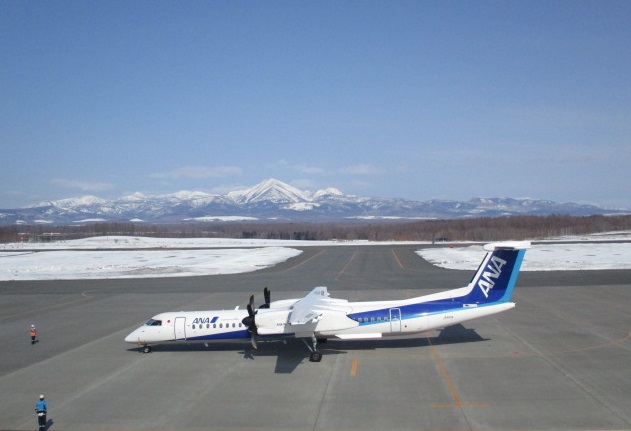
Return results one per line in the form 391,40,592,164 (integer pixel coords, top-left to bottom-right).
2,1,630,209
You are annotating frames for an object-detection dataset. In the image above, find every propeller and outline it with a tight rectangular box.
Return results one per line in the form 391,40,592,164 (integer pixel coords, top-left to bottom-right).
241,295,258,349
260,287,271,309
241,288,272,349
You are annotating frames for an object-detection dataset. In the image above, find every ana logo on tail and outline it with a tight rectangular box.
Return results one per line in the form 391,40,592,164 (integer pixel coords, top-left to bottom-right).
477,255,507,298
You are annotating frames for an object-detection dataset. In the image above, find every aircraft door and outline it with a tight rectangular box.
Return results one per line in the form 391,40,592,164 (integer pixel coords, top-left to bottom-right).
174,317,187,340
389,308,401,332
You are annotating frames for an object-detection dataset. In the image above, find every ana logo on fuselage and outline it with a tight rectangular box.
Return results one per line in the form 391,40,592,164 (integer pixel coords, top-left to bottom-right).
477,256,507,298
192,317,219,324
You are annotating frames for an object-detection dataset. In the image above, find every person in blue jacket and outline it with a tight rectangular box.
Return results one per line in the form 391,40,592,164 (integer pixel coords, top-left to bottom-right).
35,394,47,431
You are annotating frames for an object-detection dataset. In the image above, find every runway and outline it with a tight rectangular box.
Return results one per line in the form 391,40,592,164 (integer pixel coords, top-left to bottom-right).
1,244,630,430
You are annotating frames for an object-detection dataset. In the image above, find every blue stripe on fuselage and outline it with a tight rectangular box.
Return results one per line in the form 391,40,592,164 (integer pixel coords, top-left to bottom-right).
348,247,525,328
183,330,294,342
185,329,250,341
348,300,467,326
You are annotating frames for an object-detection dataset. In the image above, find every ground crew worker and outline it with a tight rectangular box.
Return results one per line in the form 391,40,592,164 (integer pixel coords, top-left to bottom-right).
35,394,47,431
30,325,37,344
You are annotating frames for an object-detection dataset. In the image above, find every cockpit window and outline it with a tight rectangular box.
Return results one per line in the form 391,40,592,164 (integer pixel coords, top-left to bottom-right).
145,319,162,326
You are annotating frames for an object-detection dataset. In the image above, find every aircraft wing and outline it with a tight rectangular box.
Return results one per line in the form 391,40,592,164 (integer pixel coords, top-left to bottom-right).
287,286,351,325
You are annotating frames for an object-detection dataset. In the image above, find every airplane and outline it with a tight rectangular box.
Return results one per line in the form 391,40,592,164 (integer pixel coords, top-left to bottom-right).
125,241,529,362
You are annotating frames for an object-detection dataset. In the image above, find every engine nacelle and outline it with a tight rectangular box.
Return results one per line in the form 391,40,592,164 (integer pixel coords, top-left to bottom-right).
255,309,292,335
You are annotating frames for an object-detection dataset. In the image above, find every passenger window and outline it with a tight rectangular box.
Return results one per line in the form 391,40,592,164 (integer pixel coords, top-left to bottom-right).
206,324,210,329
213,324,216,329
220,323,223,328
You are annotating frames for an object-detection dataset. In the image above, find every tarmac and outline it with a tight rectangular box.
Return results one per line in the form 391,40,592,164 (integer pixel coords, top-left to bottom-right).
1,244,630,430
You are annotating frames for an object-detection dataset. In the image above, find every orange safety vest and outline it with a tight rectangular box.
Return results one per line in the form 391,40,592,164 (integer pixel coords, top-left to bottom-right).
30,328,37,337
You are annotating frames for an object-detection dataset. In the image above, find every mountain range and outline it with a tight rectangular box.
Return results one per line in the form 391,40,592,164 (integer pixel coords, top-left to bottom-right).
0,178,625,225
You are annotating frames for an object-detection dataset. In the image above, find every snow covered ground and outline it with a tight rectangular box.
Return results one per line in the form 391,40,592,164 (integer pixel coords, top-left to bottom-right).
0,233,630,281
417,242,631,271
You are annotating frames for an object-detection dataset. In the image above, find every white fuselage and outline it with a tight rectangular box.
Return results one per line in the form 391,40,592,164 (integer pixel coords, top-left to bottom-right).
125,242,528,352
124,295,515,346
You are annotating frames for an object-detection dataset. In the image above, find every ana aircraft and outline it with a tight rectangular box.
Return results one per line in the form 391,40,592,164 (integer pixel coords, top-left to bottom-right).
125,241,529,362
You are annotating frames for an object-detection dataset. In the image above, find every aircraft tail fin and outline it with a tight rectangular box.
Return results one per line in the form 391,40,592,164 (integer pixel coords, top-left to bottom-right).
460,241,529,305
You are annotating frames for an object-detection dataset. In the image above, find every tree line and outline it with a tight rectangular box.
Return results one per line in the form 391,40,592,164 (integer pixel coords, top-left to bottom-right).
1,214,630,244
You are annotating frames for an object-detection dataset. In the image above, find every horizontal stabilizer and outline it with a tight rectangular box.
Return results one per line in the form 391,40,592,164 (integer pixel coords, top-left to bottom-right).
484,241,531,251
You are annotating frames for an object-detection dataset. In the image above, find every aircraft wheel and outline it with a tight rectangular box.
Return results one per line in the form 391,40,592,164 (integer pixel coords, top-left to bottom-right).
310,351,322,362
142,345,152,354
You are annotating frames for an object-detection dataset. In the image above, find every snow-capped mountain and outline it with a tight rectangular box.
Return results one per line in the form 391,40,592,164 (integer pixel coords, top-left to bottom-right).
227,178,311,204
0,178,624,225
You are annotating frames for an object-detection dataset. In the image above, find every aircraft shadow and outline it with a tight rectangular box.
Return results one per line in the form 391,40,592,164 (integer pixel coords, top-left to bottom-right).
253,325,487,373
430,323,488,345
320,324,488,352
238,339,349,373
126,324,487,374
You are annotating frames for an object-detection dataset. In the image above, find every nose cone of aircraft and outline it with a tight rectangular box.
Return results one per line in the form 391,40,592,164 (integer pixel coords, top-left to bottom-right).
125,328,141,343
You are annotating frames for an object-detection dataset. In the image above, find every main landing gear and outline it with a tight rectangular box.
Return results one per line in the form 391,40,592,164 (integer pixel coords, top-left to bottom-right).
301,335,325,362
